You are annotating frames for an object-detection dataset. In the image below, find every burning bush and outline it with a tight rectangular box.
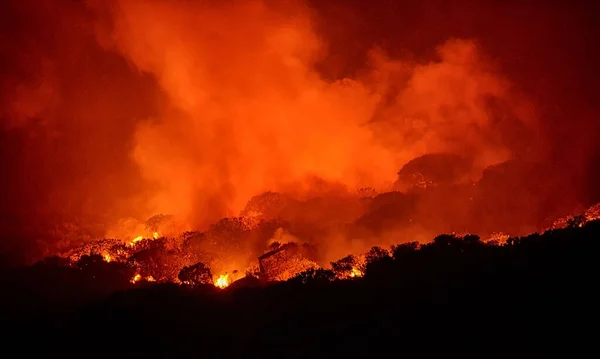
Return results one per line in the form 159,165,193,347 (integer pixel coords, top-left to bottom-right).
258,242,319,282
127,238,188,282
67,239,130,263
331,255,365,279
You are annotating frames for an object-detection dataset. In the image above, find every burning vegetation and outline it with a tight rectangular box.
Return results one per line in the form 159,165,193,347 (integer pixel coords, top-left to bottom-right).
53,193,600,289
5,209,600,358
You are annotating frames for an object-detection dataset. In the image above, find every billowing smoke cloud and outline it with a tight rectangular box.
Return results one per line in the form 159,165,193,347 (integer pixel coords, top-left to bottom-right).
93,0,537,231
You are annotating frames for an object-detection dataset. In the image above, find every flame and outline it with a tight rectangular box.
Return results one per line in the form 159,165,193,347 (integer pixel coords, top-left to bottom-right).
215,274,230,289
131,273,156,283
129,232,159,246
102,252,112,262
349,267,363,278
131,235,143,245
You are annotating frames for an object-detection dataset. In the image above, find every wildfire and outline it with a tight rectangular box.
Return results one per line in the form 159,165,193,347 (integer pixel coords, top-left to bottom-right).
102,252,112,262
153,232,160,239
349,267,363,278
215,274,230,289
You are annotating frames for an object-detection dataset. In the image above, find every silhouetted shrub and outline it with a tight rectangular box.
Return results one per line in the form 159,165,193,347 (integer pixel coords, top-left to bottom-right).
178,262,213,285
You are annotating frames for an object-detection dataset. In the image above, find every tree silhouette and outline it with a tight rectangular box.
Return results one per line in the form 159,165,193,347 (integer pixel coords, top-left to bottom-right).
365,246,390,263
391,242,419,259
178,262,213,285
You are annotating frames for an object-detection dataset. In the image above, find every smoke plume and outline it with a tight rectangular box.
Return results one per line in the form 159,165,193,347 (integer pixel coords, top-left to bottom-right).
92,0,537,230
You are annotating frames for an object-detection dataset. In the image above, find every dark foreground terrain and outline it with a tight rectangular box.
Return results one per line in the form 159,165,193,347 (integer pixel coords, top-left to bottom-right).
1,219,599,358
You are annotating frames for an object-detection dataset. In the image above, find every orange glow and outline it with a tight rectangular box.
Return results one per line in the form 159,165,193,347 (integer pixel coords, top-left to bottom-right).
102,252,112,262
131,274,142,283
215,274,230,289
153,232,160,239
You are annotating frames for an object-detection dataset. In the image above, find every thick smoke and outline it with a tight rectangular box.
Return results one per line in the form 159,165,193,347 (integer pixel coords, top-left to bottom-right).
1,0,599,264
94,0,537,231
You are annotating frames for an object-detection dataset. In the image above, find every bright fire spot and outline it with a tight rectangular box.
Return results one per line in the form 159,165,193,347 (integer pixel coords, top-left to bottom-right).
215,274,230,289
131,235,143,245
350,267,363,278
130,233,159,246
131,274,155,283
102,253,112,262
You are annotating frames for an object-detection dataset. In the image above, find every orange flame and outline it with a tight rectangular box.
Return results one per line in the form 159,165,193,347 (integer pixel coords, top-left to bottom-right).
349,267,363,278
129,232,159,246
131,273,156,283
130,235,143,245
215,274,230,289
